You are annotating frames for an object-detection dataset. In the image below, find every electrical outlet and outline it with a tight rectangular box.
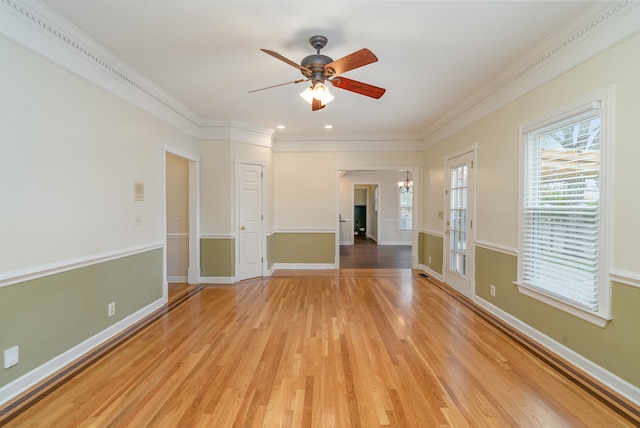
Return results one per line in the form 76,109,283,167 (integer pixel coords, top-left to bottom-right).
135,215,142,227
4,346,19,369
108,302,116,317
490,285,496,297
428,256,432,264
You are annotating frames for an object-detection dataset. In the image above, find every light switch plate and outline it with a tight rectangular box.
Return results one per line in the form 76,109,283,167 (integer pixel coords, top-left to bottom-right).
134,182,144,201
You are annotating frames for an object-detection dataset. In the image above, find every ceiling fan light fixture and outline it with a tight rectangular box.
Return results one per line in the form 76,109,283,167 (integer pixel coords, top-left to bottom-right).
312,82,334,104
299,87,314,104
300,82,334,105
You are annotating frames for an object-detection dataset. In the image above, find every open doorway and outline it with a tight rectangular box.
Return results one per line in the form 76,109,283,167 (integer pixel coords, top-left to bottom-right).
164,148,200,304
336,169,417,269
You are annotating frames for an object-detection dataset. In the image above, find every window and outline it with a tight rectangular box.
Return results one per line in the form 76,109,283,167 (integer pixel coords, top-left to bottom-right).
399,191,412,230
518,93,610,326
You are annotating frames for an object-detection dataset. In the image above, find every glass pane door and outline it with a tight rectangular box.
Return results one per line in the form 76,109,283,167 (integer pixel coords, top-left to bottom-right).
450,165,468,277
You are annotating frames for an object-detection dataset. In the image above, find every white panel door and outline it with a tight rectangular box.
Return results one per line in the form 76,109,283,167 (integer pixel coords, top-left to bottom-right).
444,151,475,296
237,163,263,280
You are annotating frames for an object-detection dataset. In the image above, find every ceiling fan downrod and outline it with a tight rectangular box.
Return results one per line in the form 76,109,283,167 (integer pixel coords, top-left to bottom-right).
301,35,334,82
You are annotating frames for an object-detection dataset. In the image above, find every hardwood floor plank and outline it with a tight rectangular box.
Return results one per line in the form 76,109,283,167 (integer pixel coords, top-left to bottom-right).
3,271,636,427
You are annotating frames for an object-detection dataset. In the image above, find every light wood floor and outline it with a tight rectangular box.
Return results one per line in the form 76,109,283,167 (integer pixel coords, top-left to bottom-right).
3,270,636,427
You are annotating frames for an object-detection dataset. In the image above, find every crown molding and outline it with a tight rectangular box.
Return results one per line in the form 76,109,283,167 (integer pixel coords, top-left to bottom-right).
4,0,638,150
274,134,424,152
199,120,275,148
1,0,279,145
422,0,640,147
1,0,203,136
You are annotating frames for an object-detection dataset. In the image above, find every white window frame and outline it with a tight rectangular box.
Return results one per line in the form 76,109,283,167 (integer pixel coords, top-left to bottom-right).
516,88,613,327
398,188,413,231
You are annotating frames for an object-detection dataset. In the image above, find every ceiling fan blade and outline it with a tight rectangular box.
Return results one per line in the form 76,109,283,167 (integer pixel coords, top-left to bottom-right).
330,77,386,99
261,49,309,72
248,79,306,93
324,48,378,76
312,98,325,111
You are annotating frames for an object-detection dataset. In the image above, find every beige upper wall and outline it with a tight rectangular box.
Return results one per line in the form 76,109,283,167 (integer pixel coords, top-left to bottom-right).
200,140,232,234
424,31,640,272
273,151,421,230
0,36,199,274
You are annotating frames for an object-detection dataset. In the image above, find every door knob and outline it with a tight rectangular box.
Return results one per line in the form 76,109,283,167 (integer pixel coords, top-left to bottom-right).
240,226,246,230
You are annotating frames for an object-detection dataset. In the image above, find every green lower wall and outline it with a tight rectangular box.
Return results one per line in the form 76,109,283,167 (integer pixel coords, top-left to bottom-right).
268,233,335,264
475,245,640,388
200,238,235,277
0,248,163,388
418,232,443,275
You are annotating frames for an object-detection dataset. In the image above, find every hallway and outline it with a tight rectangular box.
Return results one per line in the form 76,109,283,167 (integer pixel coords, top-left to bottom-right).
340,236,411,269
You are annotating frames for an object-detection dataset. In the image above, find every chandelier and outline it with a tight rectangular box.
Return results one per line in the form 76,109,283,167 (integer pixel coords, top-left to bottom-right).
398,171,413,193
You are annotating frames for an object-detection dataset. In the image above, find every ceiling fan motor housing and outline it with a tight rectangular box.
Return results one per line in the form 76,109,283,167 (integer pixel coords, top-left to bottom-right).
301,54,334,82
300,35,335,83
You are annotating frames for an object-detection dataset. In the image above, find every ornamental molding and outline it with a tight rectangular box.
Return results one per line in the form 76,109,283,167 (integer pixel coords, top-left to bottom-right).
274,135,424,152
422,0,640,147
0,0,202,136
2,0,638,148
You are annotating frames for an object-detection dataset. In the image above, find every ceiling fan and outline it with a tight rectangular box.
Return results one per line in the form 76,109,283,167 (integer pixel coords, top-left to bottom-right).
250,35,386,111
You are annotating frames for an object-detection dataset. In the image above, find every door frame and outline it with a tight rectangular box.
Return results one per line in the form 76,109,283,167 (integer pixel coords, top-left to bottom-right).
335,166,419,268
443,144,476,297
163,146,201,302
235,159,266,280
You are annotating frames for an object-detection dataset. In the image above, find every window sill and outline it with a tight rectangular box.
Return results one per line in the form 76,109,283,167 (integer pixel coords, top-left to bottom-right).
514,282,611,328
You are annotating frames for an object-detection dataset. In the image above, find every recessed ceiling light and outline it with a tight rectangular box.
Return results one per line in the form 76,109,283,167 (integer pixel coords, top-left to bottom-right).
277,125,285,129
324,125,333,129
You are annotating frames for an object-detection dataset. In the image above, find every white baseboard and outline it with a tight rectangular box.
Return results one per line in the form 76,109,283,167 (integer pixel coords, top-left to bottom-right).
187,266,201,285
418,264,443,282
167,276,187,283
474,296,640,406
200,276,236,284
378,241,412,246
0,298,164,407
271,263,336,270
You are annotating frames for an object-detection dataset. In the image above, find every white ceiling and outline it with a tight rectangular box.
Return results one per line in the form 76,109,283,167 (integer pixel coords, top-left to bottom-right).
39,0,602,138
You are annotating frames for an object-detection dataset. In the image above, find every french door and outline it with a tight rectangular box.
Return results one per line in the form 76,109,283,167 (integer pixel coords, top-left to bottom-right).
444,150,475,296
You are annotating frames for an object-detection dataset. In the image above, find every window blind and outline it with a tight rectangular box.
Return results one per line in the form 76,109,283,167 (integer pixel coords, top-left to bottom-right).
522,112,601,311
